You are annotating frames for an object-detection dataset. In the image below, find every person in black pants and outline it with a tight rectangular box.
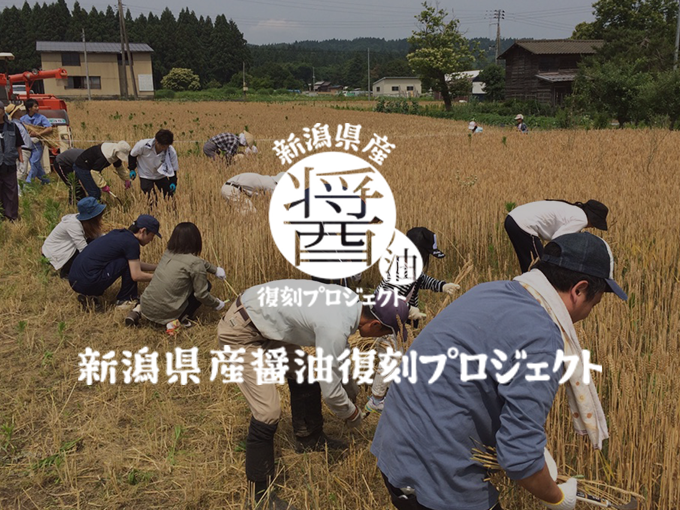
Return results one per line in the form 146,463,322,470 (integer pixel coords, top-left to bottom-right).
128,130,179,206
73,141,131,201
53,148,85,203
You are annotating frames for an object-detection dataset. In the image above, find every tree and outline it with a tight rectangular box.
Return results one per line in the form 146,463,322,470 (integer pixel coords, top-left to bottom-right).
407,2,475,111
161,67,201,91
639,69,680,129
478,64,505,101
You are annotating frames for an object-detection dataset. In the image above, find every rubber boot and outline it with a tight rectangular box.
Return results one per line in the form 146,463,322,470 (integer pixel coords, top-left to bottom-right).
246,417,278,499
288,378,348,453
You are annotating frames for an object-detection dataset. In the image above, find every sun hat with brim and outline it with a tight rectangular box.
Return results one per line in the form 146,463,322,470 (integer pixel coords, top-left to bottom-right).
370,290,410,344
581,199,609,231
101,141,131,164
541,232,627,301
5,103,25,117
76,197,106,221
515,114,524,120
468,121,477,130
239,131,255,147
406,227,445,258
133,214,162,238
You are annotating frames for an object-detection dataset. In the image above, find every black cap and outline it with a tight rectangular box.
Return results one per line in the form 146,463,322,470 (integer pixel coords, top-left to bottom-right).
541,232,627,301
581,200,609,231
134,214,162,238
406,227,445,258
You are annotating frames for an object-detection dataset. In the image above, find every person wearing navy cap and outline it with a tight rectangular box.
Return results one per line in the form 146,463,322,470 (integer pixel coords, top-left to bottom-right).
68,214,160,310
372,232,626,510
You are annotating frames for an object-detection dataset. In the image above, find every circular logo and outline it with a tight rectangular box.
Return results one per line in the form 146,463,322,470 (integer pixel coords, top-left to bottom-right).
378,229,424,286
269,152,397,280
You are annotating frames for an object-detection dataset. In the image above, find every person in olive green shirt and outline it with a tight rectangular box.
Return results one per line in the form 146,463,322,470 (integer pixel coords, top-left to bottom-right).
125,222,227,327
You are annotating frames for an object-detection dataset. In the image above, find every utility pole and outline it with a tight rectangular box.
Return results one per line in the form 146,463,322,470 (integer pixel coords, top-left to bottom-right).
117,0,128,97
121,7,138,98
82,28,91,100
367,48,371,99
675,0,680,69
486,10,505,63
312,67,315,93
242,62,248,99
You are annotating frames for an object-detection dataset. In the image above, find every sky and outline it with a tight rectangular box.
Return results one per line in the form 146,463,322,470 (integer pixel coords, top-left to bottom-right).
3,0,597,45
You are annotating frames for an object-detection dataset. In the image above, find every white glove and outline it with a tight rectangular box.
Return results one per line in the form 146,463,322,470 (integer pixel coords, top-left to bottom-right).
408,305,427,321
442,282,461,295
251,145,258,154
345,406,363,430
540,478,577,510
215,299,226,311
215,267,226,280
544,448,558,481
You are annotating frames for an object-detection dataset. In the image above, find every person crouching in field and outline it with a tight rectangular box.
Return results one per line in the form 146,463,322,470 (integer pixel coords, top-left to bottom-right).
221,171,285,213
73,141,131,201
203,131,257,165
504,199,609,273
216,281,409,510
68,214,160,311
125,222,227,329
365,227,460,415
372,233,627,510
128,129,179,205
42,197,106,279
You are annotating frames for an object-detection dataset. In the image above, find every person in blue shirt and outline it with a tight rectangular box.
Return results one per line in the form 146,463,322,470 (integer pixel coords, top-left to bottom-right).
20,99,52,184
68,214,160,310
372,233,627,510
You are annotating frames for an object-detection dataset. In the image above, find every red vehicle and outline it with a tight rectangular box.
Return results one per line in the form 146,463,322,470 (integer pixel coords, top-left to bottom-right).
1,52,73,171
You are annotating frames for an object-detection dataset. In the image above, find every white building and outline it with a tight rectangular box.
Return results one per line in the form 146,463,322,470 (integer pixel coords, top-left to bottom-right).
372,77,422,97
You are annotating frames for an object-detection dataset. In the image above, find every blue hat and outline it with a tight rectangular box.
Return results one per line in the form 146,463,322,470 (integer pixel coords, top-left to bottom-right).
76,197,106,221
542,232,627,301
133,214,162,238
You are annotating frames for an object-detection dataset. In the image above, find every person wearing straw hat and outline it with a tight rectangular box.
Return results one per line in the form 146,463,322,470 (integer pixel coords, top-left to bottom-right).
221,171,285,213
372,232,627,510
468,120,483,134
128,129,179,203
0,101,25,221
366,227,461,414
203,130,257,164
21,99,52,184
68,214,160,310
42,197,106,279
505,199,610,273
216,281,408,510
515,113,529,134
5,103,33,191
73,141,132,201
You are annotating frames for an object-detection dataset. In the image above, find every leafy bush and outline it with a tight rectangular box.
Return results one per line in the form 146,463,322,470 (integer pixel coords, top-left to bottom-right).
161,68,201,92
154,89,176,99
204,79,222,90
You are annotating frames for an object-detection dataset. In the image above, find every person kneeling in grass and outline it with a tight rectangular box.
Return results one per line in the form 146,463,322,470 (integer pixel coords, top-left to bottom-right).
68,214,160,311
125,222,227,328
42,197,106,279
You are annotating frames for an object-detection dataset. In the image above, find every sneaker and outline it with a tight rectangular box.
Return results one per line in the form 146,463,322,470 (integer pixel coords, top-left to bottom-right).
364,396,384,415
39,176,50,185
295,432,348,453
115,299,138,310
78,294,104,313
179,319,194,329
125,307,141,327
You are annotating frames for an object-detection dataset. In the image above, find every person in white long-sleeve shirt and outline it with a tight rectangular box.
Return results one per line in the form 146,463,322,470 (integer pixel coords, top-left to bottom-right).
42,197,106,278
505,199,609,273
221,171,285,213
216,279,408,509
128,129,179,203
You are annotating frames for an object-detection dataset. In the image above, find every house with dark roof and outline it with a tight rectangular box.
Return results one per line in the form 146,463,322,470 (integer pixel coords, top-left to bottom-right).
36,41,155,98
498,39,603,105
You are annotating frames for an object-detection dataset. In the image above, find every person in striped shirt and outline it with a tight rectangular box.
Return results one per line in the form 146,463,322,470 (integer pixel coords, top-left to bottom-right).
365,227,461,414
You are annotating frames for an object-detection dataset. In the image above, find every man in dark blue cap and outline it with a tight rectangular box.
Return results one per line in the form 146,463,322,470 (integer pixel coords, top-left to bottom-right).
69,214,160,310
372,232,626,510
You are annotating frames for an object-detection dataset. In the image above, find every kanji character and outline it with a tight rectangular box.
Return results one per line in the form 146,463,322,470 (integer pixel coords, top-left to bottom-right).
280,286,303,307
489,349,527,384
460,353,488,382
210,346,246,383
335,123,362,151
251,347,290,385
362,133,396,165
419,354,448,384
166,347,201,385
377,346,403,384
121,347,159,384
338,348,376,385
257,286,279,307
272,133,306,165
78,347,102,385
293,347,333,384
302,123,332,151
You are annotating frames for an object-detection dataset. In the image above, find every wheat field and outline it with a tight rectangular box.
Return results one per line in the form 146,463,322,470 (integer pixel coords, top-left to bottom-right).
0,100,678,509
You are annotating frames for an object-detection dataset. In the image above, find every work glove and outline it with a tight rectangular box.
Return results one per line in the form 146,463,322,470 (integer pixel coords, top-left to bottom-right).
129,170,137,180
102,185,111,194
408,305,426,321
442,282,461,295
539,478,577,510
215,299,226,311
124,179,132,190
244,147,252,155
251,145,258,154
169,183,176,192
345,406,363,430
544,448,558,481
215,267,226,280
